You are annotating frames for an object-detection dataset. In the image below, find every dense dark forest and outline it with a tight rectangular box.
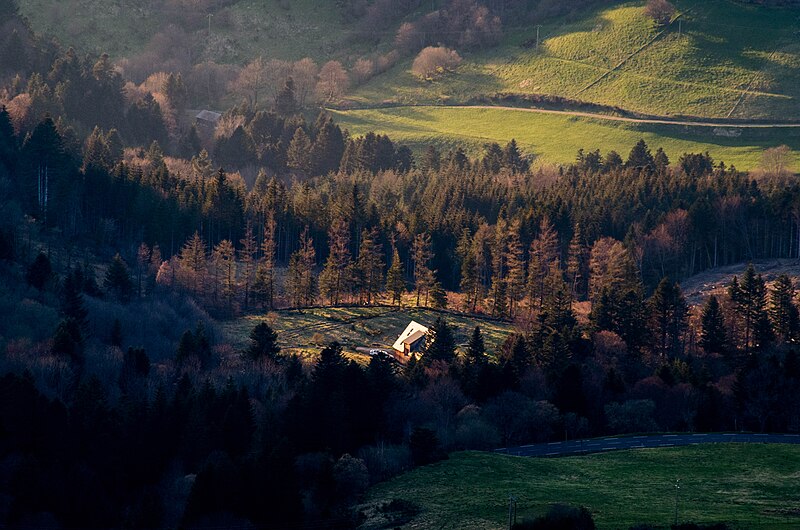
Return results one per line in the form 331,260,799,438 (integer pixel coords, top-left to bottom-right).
2,0,800,527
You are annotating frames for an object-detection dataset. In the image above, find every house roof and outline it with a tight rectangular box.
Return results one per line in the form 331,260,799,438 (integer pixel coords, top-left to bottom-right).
392,321,429,352
195,110,222,122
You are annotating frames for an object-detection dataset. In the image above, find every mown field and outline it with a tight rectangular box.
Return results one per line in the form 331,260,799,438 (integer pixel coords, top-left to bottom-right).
222,305,516,363
362,445,800,529
353,0,800,120
333,106,800,170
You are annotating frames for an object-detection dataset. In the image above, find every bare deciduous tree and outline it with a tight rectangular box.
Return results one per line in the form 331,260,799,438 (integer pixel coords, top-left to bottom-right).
411,47,462,79
316,61,350,103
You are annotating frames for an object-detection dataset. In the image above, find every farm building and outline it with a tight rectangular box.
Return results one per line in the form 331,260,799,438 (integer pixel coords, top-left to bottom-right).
392,321,429,357
195,109,221,131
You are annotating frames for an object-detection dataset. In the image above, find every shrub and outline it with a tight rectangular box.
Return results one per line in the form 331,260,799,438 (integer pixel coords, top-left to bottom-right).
605,399,659,434
514,504,596,530
645,0,676,25
411,47,462,79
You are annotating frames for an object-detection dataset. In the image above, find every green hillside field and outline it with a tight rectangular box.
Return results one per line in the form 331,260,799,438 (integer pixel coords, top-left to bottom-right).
332,105,800,170
352,0,800,121
222,305,515,363
363,445,800,529
17,0,366,64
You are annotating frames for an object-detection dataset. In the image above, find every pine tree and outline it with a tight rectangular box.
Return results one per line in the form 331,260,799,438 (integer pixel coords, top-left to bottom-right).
648,278,688,359
356,227,384,305
527,216,559,313
212,239,236,312
626,139,655,173
254,214,277,309
275,76,297,116
422,316,456,366
505,220,526,317
429,280,447,309
700,295,727,355
566,223,587,301
770,274,800,344
729,265,772,353
465,326,487,367
286,127,312,173
136,242,151,298
457,229,479,312
320,219,352,305
105,254,133,303
61,268,89,332
412,232,434,307
386,245,405,307
288,228,317,307
245,322,280,361
490,216,509,317
239,222,257,309
52,317,83,363
179,231,207,296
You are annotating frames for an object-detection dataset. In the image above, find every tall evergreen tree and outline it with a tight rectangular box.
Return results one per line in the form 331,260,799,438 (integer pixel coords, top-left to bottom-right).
729,265,772,353
700,295,727,355
422,316,456,366
648,278,688,359
239,222,257,309
320,219,352,305
104,254,133,303
61,267,89,332
356,227,384,305
286,127,312,173
386,245,405,307
245,322,280,361
412,232,434,307
180,231,208,296
770,274,800,344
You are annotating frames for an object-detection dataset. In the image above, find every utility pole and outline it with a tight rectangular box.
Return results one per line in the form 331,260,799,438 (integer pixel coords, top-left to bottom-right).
207,13,213,36
535,25,543,49
674,479,681,526
678,19,682,37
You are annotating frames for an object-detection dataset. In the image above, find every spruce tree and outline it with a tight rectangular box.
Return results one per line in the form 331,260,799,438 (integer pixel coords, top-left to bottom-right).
104,254,133,303
422,316,456,366
729,265,772,353
465,326,487,367
245,322,280,361
356,227,383,305
412,232,434,307
770,274,800,344
319,219,352,305
61,268,89,332
286,127,312,173
700,295,727,354
648,278,688,359
386,246,405,307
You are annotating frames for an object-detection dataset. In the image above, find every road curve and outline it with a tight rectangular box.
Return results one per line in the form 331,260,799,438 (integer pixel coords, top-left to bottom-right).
340,104,800,129
494,433,800,458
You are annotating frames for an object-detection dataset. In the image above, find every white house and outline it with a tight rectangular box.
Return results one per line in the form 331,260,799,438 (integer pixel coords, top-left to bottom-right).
392,321,429,357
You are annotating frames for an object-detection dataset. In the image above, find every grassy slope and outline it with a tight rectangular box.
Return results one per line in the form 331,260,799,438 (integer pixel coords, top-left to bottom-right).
353,0,800,120
17,0,362,64
221,305,515,363
365,445,800,529
332,106,800,170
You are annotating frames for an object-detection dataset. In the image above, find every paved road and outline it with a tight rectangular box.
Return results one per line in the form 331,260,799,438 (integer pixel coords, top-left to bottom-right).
339,104,800,129
494,433,800,458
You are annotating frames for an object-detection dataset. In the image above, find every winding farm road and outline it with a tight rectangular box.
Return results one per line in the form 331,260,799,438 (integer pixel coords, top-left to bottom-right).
494,433,800,458
344,104,800,129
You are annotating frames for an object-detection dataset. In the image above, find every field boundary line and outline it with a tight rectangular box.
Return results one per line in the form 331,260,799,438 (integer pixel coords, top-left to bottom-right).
572,9,693,98
335,103,800,128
